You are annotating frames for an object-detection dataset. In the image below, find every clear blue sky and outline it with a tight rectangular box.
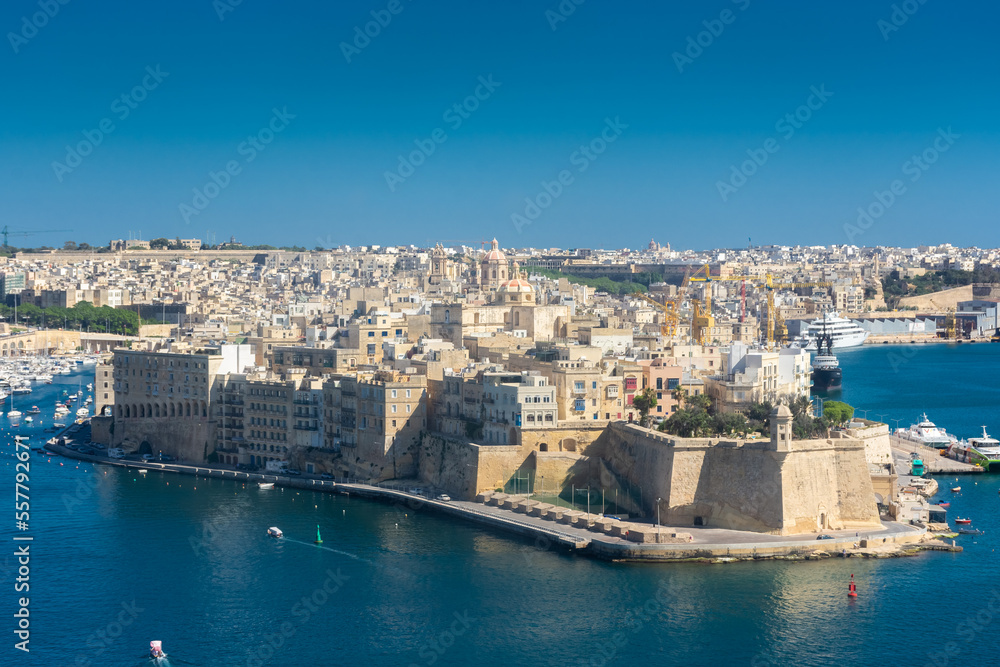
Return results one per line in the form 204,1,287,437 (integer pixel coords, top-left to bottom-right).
1,0,997,250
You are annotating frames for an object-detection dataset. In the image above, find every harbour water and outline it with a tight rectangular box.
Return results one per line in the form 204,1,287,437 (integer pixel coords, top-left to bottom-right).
3,350,1000,666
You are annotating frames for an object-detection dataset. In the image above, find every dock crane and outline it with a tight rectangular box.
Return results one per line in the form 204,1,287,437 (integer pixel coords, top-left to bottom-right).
764,275,833,346
2,225,73,249
633,292,680,339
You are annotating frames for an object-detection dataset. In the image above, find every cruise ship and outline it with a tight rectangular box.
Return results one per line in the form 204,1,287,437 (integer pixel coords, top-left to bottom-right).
795,312,869,350
895,413,958,449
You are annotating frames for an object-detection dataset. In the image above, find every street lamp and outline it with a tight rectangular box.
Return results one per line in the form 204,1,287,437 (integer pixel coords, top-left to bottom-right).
856,408,870,420
874,413,887,424
891,418,902,433
656,497,662,539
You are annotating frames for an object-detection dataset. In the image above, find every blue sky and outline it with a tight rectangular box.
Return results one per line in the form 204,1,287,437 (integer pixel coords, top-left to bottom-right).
1,0,997,250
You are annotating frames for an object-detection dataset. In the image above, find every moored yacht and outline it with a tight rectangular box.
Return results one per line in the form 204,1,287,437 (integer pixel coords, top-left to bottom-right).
895,413,958,449
795,311,869,350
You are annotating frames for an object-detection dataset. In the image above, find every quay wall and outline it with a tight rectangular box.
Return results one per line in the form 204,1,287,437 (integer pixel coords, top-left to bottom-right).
45,442,935,563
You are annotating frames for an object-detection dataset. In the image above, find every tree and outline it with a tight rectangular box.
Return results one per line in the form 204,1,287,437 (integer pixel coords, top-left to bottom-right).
631,387,657,427
63,241,77,251
150,238,170,249
671,386,688,408
822,401,854,426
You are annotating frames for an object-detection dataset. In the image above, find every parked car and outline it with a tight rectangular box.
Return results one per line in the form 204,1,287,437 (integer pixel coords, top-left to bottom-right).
142,454,154,461
157,454,175,462
816,534,834,540
285,469,302,476
435,494,451,502
320,473,333,480
408,487,423,495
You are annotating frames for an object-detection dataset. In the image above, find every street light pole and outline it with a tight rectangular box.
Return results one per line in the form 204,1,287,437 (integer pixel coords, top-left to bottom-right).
656,497,662,539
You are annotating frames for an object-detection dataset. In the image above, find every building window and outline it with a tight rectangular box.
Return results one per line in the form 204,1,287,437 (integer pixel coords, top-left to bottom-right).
574,381,584,392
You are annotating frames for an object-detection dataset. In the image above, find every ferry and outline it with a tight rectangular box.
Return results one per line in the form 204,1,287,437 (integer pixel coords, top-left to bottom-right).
795,311,869,350
895,413,958,449
945,427,1000,472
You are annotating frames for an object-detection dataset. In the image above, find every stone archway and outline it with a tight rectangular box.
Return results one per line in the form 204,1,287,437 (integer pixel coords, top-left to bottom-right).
539,443,548,452
138,440,153,456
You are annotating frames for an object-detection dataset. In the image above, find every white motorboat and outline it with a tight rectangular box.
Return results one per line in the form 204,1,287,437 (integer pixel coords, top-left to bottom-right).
267,526,283,538
149,640,166,660
259,482,275,489
895,413,958,449
76,407,89,417
794,311,870,350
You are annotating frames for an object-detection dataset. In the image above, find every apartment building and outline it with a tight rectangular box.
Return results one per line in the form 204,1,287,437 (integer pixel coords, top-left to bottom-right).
109,344,253,460
325,371,427,480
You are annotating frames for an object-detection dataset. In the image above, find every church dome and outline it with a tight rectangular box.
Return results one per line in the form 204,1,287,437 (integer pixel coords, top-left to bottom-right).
483,238,506,262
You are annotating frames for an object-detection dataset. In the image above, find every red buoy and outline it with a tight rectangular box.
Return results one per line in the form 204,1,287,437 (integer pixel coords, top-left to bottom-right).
848,573,858,598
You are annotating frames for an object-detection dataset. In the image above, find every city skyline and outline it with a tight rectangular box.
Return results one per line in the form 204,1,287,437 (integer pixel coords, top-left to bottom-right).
2,1,998,250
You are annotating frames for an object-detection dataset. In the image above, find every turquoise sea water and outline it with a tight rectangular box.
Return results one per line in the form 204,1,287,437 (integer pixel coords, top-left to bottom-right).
2,350,1000,667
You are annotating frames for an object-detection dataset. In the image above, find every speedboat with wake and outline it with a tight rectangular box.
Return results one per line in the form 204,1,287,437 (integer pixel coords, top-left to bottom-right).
149,640,166,660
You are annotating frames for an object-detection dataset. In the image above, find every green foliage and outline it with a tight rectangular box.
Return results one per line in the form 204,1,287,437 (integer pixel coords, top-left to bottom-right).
0,301,147,335
881,268,1000,309
529,268,648,295
822,401,854,425
631,387,657,426
150,238,170,249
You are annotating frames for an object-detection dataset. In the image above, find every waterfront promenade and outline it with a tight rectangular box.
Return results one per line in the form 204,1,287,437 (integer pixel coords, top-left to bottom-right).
45,435,948,563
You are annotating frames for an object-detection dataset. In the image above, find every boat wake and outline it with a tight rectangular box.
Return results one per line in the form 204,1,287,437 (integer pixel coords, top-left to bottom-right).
281,537,372,564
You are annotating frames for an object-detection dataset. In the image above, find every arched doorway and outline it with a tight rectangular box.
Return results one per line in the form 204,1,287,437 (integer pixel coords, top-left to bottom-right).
539,443,548,452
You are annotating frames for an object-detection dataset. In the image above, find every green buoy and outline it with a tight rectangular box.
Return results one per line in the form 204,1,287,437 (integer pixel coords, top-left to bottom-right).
315,524,323,544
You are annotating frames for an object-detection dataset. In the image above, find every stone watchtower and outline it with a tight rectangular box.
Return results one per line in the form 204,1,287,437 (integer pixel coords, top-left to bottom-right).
770,405,793,452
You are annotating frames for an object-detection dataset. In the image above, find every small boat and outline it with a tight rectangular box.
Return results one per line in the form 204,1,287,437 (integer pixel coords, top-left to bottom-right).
150,640,166,660
958,528,984,535
951,487,961,492
137,469,148,474
26,406,41,415
24,416,33,423
258,482,274,489
267,526,283,538
937,502,951,508
53,422,66,428
7,410,22,419
76,407,89,417
955,518,972,525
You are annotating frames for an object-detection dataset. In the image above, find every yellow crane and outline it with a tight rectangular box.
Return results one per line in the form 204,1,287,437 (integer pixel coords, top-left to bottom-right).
634,292,680,339
687,264,756,345
763,275,833,346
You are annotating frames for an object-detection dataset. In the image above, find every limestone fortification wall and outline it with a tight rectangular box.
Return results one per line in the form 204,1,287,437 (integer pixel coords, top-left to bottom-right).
114,417,216,462
591,422,882,535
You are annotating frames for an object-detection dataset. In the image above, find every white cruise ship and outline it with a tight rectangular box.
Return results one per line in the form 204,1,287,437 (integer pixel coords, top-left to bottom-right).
795,312,869,350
